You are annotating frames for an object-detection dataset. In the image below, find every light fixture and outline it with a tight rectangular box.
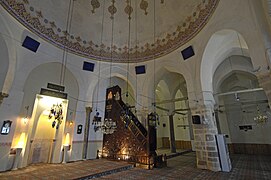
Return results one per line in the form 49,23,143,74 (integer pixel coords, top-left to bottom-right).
254,105,268,125
40,0,73,130
92,111,102,131
69,120,74,126
48,103,63,129
16,132,26,148
102,118,117,134
22,117,28,125
120,0,134,127
92,0,117,134
64,132,70,146
93,111,117,134
152,0,158,118
148,112,159,127
22,106,29,124
235,92,240,101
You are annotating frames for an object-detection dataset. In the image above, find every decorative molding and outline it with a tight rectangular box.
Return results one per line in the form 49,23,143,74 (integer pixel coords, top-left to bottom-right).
108,0,117,20
124,0,133,20
0,0,219,63
140,0,148,15
90,0,100,14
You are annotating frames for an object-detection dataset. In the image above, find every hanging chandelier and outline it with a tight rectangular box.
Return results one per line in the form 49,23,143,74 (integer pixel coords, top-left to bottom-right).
48,103,63,129
101,118,117,134
92,0,117,135
254,106,268,125
254,114,268,125
92,112,117,134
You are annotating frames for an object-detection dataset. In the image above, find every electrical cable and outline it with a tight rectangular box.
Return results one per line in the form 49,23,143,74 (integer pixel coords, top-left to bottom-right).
95,0,106,112
60,0,74,86
153,0,157,113
109,2,115,87
126,0,132,104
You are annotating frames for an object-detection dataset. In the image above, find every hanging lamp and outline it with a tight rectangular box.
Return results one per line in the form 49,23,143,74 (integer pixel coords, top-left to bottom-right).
92,0,117,134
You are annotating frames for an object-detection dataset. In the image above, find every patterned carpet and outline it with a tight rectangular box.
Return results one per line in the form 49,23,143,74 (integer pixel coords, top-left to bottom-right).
0,159,134,180
100,153,271,180
1,153,271,179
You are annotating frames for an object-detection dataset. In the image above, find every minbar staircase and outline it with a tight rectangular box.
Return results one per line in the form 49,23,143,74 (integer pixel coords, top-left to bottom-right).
102,86,154,165
117,100,148,147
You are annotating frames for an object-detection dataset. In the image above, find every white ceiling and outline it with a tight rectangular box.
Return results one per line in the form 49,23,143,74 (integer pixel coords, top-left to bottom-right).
1,0,219,62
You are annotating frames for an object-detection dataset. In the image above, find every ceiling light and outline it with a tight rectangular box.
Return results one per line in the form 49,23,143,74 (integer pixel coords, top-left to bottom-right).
235,93,240,101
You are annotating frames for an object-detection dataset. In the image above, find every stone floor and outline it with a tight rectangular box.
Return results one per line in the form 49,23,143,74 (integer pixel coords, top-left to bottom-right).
1,152,271,180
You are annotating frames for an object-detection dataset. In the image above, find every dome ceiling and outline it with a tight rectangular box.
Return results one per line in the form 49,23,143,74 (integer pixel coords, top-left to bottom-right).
1,0,219,63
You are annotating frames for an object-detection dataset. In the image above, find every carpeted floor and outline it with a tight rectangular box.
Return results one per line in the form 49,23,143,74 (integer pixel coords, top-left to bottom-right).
0,159,134,180
1,152,271,179
100,152,271,180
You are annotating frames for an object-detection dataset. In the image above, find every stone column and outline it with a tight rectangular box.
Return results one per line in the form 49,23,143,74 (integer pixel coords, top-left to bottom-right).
187,110,195,150
12,148,22,170
257,71,271,108
0,92,8,106
169,114,176,153
192,105,221,172
82,107,92,159
62,145,69,163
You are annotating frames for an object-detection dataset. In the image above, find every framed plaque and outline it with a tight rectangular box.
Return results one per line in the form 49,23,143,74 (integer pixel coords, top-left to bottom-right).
77,124,83,134
1,120,12,135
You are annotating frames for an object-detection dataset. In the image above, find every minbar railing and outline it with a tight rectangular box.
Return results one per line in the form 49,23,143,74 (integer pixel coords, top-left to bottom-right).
115,100,148,148
97,150,167,169
117,100,147,136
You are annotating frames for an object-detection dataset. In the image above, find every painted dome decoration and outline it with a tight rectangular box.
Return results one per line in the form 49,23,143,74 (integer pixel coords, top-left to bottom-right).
1,0,219,63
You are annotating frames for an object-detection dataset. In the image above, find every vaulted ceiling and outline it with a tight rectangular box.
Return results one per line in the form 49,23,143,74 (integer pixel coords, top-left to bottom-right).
1,0,219,62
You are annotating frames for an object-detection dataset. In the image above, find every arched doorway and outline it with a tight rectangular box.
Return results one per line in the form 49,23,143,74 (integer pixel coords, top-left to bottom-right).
28,95,68,164
11,62,79,168
214,56,270,155
174,90,192,150
155,71,191,154
203,29,271,155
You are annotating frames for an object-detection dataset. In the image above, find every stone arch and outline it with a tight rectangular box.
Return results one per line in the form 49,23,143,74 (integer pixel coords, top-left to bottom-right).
213,55,255,94
142,67,172,109
140,65,189,112
0,14,17,95
10,62,79,167
218,71,259,92
214,70,269,154
86,64,137,105
92,74,136,110
201,29,250,94
20,62,79,122
154,70,190,152
0,35,9,93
